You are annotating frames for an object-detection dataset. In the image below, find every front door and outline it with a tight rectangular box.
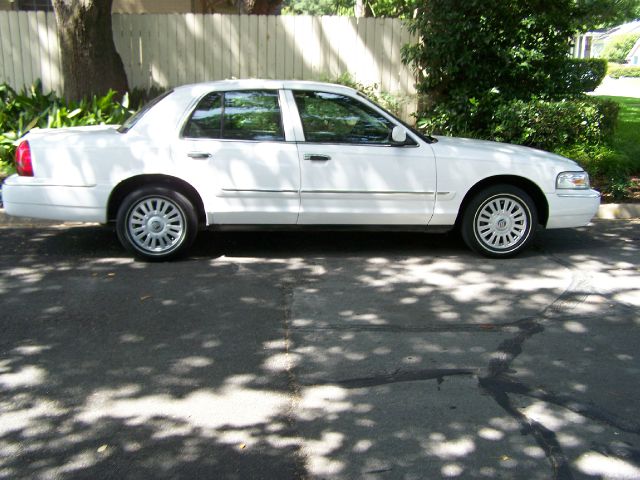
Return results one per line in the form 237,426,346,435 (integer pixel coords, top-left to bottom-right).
290,90,436,225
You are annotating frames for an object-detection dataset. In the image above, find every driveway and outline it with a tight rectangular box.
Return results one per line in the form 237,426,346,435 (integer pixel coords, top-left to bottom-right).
0,220,639,479
591,76,640,98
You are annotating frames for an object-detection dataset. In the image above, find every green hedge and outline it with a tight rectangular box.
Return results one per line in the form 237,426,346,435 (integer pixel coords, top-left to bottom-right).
560,58,608,94
416,95,619,150
556,143,635,201
1,82,131,176
608,65,640,78
489,97,619,151
327,72,408,116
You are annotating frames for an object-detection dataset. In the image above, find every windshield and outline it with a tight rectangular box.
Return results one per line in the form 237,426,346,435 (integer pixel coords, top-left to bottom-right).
117,89,174,134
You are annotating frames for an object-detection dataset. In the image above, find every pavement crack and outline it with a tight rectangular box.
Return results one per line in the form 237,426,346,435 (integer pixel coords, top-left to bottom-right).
279,279,309,480
541,276,594,319
478,263,597,479
485,319,543,378
483,376,640,435
306,368,475,389
291,319,533,334
480,379,575,480
479,320,575,478
542,247,639,314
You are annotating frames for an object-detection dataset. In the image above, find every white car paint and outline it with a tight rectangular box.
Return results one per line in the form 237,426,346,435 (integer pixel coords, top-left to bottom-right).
429,136,599,227
2,79,600,257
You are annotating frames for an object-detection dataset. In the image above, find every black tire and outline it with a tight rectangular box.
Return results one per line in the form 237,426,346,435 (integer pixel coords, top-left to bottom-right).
116,186,198,261
461,184,538,258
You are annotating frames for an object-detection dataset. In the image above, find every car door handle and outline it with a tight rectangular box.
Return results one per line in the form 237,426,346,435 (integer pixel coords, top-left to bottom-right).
303,154,331,161
187,152,212,159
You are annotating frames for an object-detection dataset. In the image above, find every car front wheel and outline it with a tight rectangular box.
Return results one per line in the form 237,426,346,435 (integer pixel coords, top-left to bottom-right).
116,187,198,261
461,185,538,258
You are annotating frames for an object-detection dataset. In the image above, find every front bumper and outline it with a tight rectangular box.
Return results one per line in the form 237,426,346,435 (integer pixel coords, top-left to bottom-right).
546,189,601,229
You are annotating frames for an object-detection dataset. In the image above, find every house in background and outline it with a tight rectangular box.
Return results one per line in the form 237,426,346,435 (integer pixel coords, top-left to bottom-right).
627,38,640,65
589,19,640,58
0,0,244,13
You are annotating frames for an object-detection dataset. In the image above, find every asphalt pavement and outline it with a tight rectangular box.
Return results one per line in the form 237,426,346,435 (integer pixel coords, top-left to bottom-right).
0,219,639,479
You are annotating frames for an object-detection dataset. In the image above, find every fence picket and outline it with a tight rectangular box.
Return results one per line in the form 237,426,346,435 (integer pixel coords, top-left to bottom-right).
18,12,33,89
0,12,13,88
45,12,62,93
9,12,24,90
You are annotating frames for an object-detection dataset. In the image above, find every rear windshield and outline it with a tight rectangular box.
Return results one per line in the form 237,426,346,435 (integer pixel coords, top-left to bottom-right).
117,89,174,133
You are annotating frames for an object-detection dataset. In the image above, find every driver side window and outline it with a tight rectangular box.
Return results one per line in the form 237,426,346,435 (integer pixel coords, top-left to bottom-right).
293,91,394,145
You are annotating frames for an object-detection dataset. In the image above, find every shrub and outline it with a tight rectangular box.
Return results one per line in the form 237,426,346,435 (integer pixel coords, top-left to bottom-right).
1,82,132,177
402,1,579,104
128,86,167,110
489,97,619,151
557,144,631,178
556,144,634,201
326,72,408,116
415,93,501,138
608,65,640,78
416,95,619,151
601,33,640,63
558,58,608,94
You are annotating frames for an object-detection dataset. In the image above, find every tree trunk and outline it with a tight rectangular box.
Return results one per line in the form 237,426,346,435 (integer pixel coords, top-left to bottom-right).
52,0,128,101
237,0,282,14
354,0,373,17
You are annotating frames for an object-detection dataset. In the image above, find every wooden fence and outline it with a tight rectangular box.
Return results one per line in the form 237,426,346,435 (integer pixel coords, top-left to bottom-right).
0,12,417,118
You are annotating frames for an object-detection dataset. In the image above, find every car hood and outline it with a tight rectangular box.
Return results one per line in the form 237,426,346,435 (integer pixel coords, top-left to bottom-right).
431,136,581,170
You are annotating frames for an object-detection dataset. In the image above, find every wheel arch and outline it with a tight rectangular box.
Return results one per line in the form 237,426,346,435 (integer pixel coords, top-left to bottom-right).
455,175,549,228
107,174,206,225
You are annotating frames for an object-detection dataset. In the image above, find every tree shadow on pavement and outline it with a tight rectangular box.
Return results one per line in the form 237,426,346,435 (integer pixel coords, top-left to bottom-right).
0,219,638,479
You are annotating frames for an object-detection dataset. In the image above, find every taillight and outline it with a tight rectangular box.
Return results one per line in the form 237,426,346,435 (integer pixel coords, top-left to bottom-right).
15,141,33,177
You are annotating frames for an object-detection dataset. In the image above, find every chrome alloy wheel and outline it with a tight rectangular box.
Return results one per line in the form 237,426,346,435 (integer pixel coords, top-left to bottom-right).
127,196,186,254
474,194,531,252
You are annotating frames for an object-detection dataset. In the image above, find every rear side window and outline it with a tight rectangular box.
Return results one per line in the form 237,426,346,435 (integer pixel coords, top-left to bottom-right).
183,90,284,141
183,92,223,139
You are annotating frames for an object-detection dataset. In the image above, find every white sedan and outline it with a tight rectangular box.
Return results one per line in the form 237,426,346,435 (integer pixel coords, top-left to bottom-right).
3,80,600,260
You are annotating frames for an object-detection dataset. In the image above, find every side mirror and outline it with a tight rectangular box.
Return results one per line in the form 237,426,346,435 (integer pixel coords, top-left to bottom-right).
391,125,407,144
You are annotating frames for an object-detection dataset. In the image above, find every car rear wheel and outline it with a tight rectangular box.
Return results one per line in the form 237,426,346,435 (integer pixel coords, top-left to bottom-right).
461,185,538,258
116,186,198,261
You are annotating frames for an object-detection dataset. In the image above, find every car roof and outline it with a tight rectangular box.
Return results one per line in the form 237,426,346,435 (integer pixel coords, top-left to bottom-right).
172,79,359,96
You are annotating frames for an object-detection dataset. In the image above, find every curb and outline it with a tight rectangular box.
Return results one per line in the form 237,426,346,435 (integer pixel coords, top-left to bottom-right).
596,203,640,220
0,204,638,226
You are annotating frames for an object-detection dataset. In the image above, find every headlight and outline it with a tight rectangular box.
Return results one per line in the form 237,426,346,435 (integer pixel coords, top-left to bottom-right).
556,171,590,190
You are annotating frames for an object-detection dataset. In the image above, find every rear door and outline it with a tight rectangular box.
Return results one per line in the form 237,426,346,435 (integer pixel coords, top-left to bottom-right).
173,89,300,224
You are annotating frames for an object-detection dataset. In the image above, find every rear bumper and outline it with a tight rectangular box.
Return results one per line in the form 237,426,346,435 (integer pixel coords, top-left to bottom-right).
2,175,108,223
546,189,600,229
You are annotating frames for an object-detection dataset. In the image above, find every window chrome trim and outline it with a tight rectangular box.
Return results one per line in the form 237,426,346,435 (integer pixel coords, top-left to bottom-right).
180,137,293,145
296,141,420,148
